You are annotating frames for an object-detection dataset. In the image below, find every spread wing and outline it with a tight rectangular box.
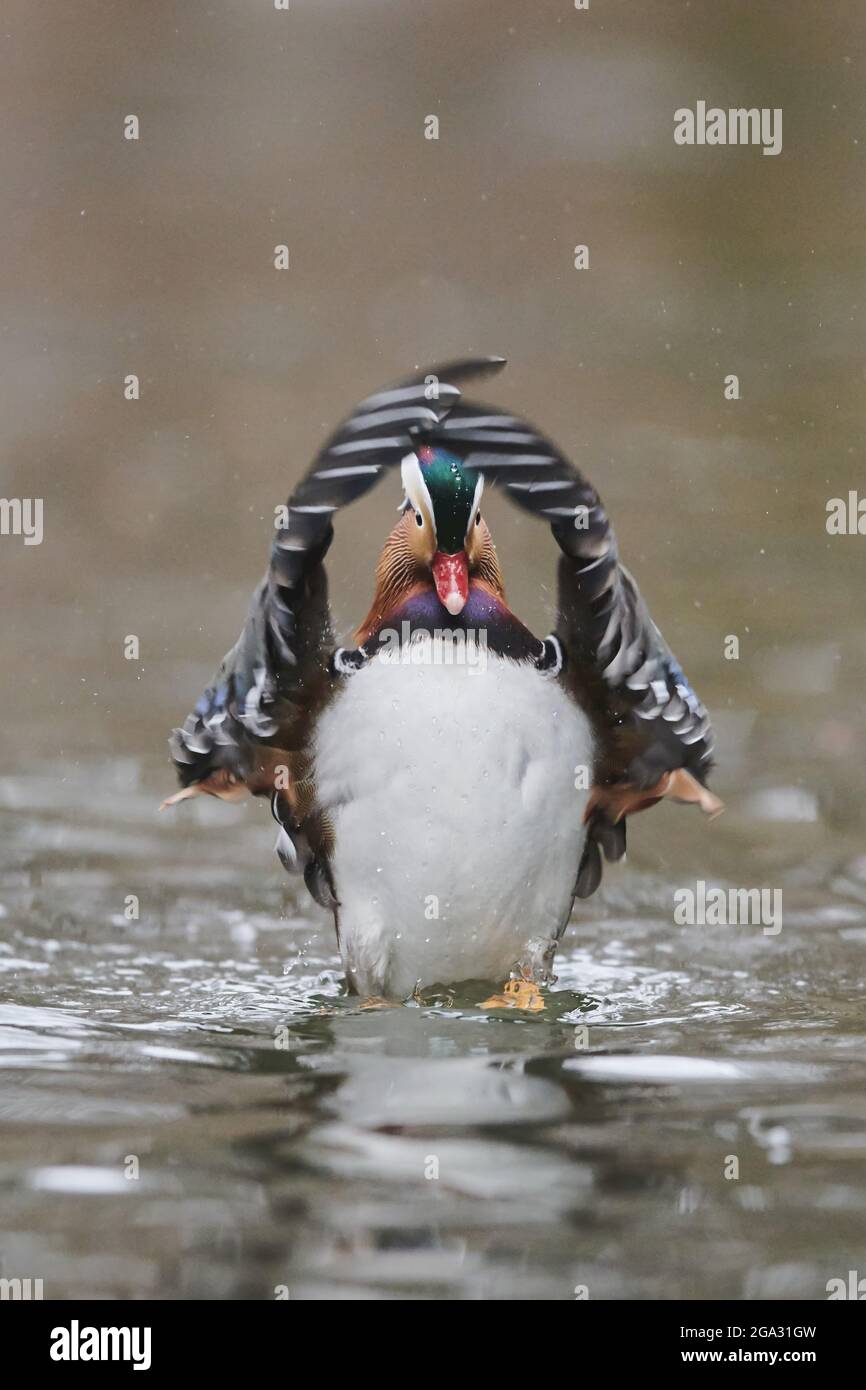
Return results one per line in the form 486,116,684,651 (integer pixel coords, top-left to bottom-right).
437,399,721,897
165,358,507,807
166,356,719,905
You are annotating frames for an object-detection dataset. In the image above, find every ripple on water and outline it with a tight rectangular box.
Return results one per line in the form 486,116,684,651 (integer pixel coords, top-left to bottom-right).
1,755,866,1298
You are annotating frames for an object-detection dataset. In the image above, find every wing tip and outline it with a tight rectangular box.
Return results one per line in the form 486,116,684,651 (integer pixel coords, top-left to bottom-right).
412,354,508,387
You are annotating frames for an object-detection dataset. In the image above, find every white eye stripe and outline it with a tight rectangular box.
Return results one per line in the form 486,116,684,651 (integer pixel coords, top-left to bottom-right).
467,471,485,535
400,452,437,541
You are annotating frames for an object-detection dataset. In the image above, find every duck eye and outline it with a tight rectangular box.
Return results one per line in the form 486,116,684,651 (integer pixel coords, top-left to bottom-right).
475,511,481,526
415,510,424,528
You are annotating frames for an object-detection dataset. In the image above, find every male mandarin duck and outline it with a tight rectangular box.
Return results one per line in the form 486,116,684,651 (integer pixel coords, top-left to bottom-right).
164,358,721,999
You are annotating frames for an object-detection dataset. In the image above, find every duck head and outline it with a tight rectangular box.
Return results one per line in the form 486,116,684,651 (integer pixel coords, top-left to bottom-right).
400,446,485,617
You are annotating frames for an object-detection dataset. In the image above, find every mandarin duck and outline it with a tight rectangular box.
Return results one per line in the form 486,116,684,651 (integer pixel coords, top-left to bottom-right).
164,358,721,999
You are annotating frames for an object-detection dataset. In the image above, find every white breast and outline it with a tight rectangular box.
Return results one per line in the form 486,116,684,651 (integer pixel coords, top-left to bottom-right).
312,641,593,997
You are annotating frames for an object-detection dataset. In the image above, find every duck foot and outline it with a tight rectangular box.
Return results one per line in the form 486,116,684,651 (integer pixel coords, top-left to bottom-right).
480,977,545,1012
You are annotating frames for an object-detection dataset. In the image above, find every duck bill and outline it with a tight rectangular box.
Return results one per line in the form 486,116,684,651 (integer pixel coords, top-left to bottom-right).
432,551,469,616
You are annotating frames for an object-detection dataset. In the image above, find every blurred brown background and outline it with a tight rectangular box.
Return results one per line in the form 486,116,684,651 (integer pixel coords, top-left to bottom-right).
1,0,864,824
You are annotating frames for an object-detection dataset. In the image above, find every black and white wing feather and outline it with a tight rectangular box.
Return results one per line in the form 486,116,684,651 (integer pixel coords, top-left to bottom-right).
439,399,716,785
438,396,720,897
168,358,508,792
